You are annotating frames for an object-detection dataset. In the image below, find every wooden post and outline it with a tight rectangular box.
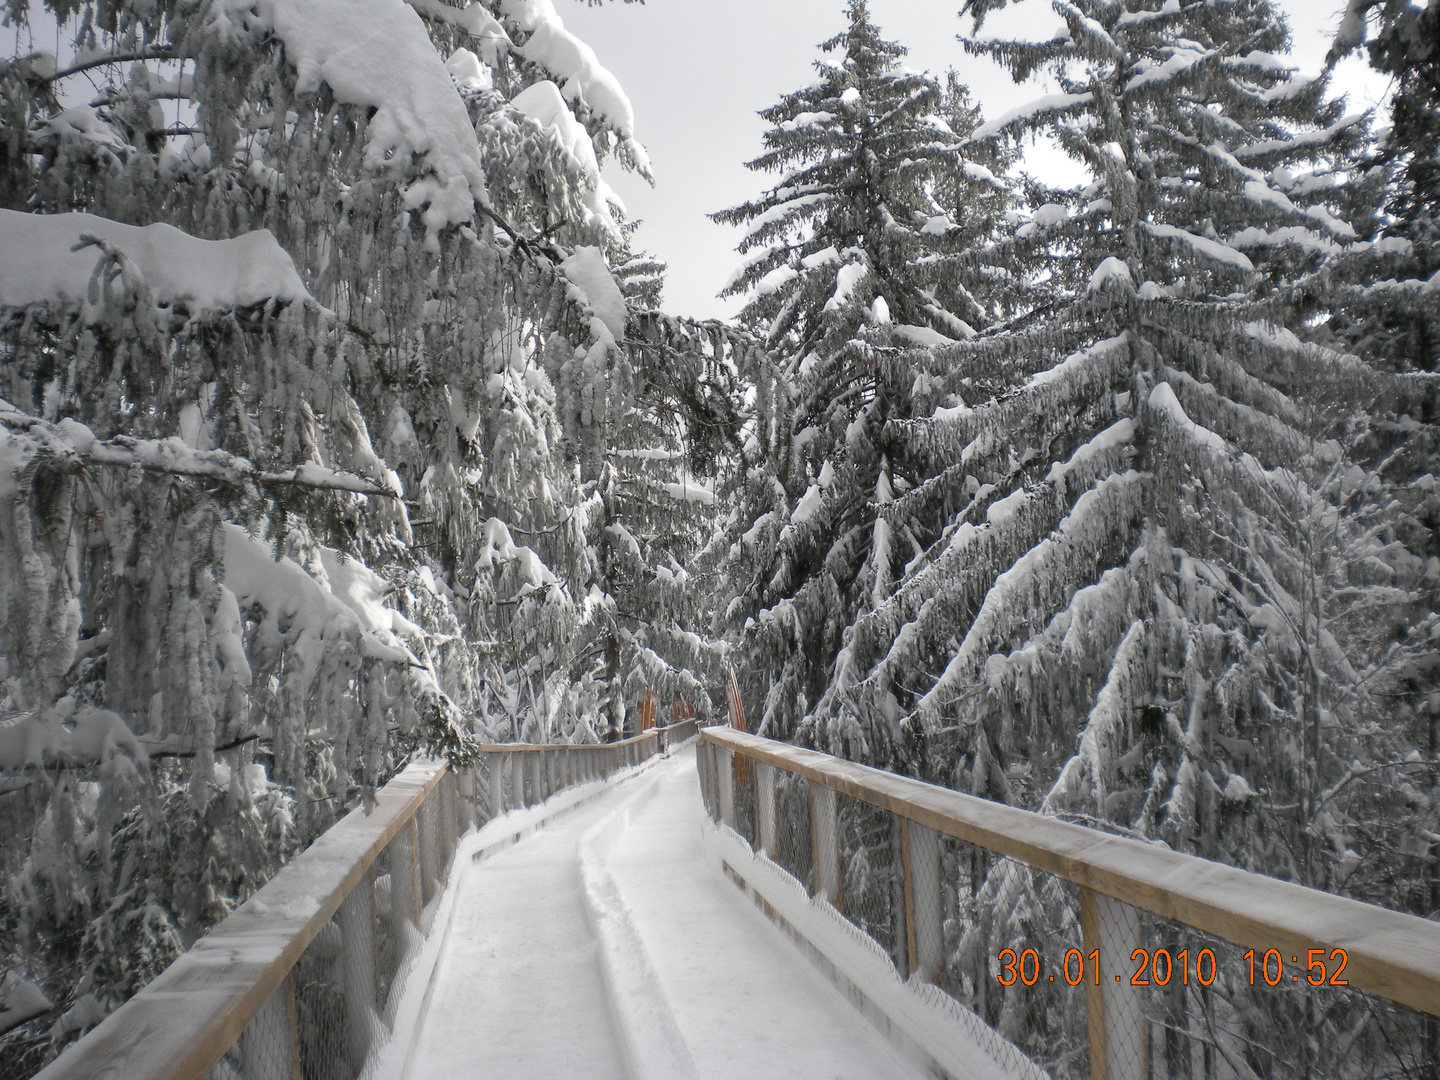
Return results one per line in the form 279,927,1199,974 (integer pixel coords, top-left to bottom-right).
338,872,376,1069
718,748,736,829
240,976,301,1080
756,761,778,857
810,781,841,908
903,820,944,983
1082,888,1144,1080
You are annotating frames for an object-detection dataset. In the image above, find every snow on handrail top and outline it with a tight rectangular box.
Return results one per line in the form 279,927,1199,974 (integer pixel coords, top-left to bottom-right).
34,758,448,1080
702,726,1440,1019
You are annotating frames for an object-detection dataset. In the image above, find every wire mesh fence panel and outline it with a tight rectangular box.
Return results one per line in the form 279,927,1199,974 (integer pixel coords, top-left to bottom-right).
833,791,902,968
771,768,814,896
290,916,359,1080
508,752,524,809
415,795,438,911
698,741,718,821
1105,909,1440,1080
732,752,758,849
380,824,419,1016
930,845,1089,1080
441,774,459,869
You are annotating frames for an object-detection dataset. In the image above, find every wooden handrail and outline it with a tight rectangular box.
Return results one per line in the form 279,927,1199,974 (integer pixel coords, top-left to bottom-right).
35,759,450,1080
703,726,1440,1019
37,721,698,1080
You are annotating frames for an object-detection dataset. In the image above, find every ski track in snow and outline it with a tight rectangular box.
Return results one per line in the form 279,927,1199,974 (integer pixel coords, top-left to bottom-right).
402,746,934,1079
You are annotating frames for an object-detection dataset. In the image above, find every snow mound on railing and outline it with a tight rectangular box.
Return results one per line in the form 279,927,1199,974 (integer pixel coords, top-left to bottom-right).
0,209,310,313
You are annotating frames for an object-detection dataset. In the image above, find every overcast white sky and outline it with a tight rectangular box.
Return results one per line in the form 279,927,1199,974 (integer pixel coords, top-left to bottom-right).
563,0,1395,321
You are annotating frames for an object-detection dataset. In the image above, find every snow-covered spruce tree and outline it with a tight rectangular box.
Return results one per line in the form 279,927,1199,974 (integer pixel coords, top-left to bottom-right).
709,0,1011,744
0,0,727,1068
1321,0,1440,371
762,0,1440,1071
596,312,751,735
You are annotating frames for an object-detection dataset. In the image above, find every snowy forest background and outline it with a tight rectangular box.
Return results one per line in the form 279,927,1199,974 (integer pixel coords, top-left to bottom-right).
0,0,1436,1073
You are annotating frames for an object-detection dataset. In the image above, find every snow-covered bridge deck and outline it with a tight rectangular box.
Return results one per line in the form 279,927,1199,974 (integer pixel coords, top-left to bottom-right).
404,745,969,1080
33,724,1440,1080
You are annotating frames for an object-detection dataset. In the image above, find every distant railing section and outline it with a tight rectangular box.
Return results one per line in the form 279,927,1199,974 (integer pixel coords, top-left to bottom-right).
37,722,695,1080
698,727,1440,1080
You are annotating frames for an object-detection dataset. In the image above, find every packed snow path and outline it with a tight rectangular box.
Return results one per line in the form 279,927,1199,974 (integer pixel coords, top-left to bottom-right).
402,744,931,1080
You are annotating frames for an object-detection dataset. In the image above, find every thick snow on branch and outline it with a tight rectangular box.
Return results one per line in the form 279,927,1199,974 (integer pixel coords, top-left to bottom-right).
1041,619,1148,815
0,209,310,312
476,517,559,592
511,82,626,239
1233,113,1366,161
0,706,148,772
225,525,413,675
912,468,1147,731
970,92,1093,141
1148,382,1228,453
560,245,628,342
1124,46,1212,94
0,405,400,500
1115,0,1180,28
254,0,490,245
1142,221,1254,271
498,0,651,178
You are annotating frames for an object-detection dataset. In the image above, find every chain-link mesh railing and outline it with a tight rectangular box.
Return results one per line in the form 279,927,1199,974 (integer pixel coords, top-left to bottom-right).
40,723,697,1080
698,727,1440,1080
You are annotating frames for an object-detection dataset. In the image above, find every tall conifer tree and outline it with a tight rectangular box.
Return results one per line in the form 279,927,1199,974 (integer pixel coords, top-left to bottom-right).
711,1,1009,745
802,1,1440,1068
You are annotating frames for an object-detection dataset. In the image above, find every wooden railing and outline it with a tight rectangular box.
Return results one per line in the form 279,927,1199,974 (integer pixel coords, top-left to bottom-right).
36,722,696,1080
699,726,1440,1080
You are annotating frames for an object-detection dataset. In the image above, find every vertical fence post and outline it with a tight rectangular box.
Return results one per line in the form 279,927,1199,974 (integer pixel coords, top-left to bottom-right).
338,870,377,1069
718,748,736,829
756,761,778,857
1081,888,1144,1080
240,976,301,1080
810,781,841,908
903,819,944,983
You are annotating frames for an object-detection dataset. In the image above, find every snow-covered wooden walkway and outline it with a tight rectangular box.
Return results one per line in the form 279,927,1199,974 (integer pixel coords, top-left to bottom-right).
398,745,943,1080
40,729,1440,1080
